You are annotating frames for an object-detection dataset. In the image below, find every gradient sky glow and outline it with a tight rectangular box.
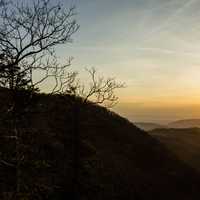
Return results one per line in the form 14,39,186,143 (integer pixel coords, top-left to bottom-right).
59,0,200,123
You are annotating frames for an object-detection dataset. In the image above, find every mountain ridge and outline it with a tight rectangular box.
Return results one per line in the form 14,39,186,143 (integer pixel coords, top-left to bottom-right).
168,119,200,128
0,90,200,199
135,122,166,131
135,118,200,131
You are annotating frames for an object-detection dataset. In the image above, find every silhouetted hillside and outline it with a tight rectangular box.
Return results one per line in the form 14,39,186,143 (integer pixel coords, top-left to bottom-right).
168,119,200,128
149,128,200,172
135,122,165,131
0,90,200,199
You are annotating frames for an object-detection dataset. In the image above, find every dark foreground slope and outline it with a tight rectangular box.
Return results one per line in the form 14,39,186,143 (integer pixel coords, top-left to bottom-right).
0,91,200,200
150,128,200,172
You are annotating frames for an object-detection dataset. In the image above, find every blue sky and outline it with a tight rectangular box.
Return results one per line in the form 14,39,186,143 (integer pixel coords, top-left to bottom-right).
57,0,200,122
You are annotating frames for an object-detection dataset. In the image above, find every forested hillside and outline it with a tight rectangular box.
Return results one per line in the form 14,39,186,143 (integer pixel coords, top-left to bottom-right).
0,90,200,200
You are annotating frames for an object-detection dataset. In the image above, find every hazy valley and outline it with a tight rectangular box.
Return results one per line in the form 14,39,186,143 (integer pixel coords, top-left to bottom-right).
136,119,200,173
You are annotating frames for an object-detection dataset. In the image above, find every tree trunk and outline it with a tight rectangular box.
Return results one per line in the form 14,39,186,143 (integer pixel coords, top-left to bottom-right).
11,90,23,199
72,102,80,200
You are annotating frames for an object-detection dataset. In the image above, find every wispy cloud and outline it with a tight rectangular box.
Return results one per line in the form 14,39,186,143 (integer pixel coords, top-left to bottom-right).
135,46,200,58
144,0,197,39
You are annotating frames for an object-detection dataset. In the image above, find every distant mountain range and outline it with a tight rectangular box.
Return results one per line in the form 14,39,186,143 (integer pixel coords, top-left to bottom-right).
136,119,200,131
135,122,166,131
168,119,200,129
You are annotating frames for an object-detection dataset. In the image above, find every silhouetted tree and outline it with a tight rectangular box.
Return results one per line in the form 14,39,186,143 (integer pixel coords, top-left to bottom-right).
0,0,79,198
59,68,125,199
0,1,124,199
0,0,79,91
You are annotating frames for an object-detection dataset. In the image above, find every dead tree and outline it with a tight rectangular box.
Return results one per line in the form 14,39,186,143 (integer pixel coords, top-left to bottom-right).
56,67,125,199
0,0,79,90
0,0,124,198
0,0,79,198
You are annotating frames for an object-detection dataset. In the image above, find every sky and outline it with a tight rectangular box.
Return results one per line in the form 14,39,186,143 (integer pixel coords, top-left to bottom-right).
57,0,200,123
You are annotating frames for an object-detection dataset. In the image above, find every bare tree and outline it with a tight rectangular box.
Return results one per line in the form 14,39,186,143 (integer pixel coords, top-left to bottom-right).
56,67,125,106
0,0,79,198
0,0,125,199
57,67,125,200
0,0,79,91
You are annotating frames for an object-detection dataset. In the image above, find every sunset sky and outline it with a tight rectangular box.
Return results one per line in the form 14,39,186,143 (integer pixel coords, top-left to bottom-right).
58,0,200,123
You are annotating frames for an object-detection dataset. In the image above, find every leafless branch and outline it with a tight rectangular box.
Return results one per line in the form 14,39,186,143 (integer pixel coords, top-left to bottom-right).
0,0,79,91
64,67,125,107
